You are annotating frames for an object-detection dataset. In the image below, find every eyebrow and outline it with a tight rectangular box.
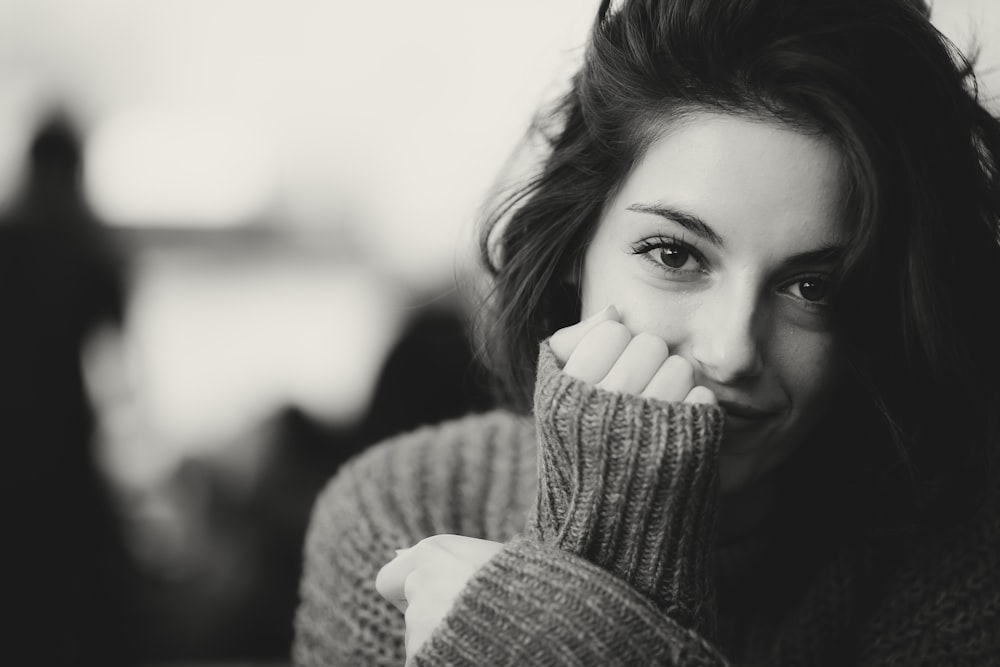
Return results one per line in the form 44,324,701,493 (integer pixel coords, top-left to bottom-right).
627,203,725,247
625,202,846,268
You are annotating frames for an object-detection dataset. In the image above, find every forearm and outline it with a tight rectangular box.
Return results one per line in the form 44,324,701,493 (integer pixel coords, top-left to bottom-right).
414,342,728,665
414,537,728,666
530,340,724,634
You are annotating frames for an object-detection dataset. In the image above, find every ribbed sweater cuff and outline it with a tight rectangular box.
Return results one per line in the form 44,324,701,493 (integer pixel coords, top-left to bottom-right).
528,341,725,635
414,537,728,666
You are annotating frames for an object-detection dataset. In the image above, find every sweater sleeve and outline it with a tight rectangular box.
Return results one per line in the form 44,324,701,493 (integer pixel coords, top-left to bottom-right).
292,411,538,667
413,341,729,666
293,443,408,667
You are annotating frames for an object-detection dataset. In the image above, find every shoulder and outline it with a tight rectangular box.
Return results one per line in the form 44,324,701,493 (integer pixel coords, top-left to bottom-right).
857,483,1000,662
309,409,537,550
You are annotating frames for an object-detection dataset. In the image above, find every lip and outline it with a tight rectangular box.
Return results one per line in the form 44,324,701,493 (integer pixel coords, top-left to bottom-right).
717,400,782,421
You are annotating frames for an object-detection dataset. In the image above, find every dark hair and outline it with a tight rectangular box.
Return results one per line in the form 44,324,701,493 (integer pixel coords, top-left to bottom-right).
476,0,1000,530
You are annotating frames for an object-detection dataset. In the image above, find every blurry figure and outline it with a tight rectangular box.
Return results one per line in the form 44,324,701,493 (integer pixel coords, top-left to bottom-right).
256,298,493,655
0,112,136,666
358,298,496,445
136,296,493,662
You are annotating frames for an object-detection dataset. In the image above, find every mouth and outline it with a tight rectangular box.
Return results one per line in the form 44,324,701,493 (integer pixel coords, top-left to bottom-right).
717,400,782,427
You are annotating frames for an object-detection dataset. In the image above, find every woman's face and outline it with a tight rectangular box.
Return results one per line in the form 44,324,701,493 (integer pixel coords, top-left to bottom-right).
580,112,848,495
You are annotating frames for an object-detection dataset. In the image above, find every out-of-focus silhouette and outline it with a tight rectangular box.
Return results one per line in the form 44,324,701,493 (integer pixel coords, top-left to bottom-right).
141,298,495,662
0,110,494,667
0,112,136,666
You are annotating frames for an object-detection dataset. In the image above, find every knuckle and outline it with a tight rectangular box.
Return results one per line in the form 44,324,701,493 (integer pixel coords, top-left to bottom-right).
429,533,460,549
414,536,449,558
591,319,631,345
424,542,450,560
688,386,718,404
417,535,442,550
632,332,669,357
375,562,393,596
550,323,574,339
665,354,695,380
416,534,441,548
403,569,423,601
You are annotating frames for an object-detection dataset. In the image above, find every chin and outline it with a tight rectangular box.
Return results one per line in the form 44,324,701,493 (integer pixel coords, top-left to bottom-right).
718,436,796,496
718,460,758,495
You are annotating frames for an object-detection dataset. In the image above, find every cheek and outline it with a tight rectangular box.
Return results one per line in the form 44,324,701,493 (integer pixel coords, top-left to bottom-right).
578,278,610,321
581,219,702,334
770,328,843,408
618,299,697,347
579,248,619,320
580,264,699,347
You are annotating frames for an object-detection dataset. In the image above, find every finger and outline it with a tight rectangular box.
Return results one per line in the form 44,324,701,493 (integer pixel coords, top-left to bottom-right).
380,538,488,610
375,548,416,612
548,304,620,363
640,355,696,402
404,604,426,662
562,320,632,385
401,567,459,664
683,385,718,405
402,567,425,608
596,332,670,395
404,606,439,665
416,534,504,565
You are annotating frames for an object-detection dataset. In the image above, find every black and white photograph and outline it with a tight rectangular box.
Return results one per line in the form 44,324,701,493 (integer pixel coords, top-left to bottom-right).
2,1,999,665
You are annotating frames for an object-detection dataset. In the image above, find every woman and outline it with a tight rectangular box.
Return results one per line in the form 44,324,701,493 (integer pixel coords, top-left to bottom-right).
294,0,1000,664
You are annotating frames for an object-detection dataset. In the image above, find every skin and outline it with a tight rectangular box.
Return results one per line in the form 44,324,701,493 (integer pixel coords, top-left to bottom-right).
577,112,848,498
376,535,503,665
378,112,850,659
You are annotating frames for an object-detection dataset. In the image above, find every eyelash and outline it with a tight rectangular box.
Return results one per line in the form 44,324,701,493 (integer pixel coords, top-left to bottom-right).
630,234,833,311
630,234,706,276
781,275,832,311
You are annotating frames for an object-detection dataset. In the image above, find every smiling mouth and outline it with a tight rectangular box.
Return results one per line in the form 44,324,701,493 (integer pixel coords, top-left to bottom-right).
717,400,781,421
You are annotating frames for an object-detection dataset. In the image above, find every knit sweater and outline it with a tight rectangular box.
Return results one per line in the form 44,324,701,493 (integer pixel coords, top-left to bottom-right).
293,342,1000,665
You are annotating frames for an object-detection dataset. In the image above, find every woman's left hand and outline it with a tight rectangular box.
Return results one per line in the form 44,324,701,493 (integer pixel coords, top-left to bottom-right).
375,534,503,664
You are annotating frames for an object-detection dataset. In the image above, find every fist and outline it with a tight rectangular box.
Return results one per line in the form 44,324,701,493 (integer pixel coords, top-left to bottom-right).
375,534,503,665
548,305,717,404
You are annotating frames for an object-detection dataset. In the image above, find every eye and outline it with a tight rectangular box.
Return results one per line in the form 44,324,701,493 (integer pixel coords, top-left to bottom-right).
785,276,831,304
631,235,706,275
658,244,697,270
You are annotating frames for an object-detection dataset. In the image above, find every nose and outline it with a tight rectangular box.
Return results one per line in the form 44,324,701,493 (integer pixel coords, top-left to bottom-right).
689,281,765,385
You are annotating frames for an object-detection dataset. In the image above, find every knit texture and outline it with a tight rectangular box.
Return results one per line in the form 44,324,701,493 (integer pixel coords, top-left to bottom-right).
528,340,723,639
293,342,1000,666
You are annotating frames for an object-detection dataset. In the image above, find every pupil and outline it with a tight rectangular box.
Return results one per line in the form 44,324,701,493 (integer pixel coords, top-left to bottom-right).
800,279,828,301
659,246,689,269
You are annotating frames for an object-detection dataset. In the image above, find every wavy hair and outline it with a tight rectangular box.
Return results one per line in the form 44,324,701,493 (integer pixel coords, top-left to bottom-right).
475,0,1000,531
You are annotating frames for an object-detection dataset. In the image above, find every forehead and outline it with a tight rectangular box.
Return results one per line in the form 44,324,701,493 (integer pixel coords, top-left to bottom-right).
611,112,847,255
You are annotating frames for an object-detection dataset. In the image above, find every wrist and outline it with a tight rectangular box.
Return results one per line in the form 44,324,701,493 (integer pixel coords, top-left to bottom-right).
529,340,724,635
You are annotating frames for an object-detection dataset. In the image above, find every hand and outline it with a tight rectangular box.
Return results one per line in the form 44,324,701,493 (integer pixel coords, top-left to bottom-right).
375,534,503,665
548,305,717,404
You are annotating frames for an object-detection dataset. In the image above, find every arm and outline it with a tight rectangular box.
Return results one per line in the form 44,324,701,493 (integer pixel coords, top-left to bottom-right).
413,341,729,665
293,447,407,667
293,411,537,667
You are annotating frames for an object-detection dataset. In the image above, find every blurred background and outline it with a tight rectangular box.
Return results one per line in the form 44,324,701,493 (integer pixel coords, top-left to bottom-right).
0,1,996,666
